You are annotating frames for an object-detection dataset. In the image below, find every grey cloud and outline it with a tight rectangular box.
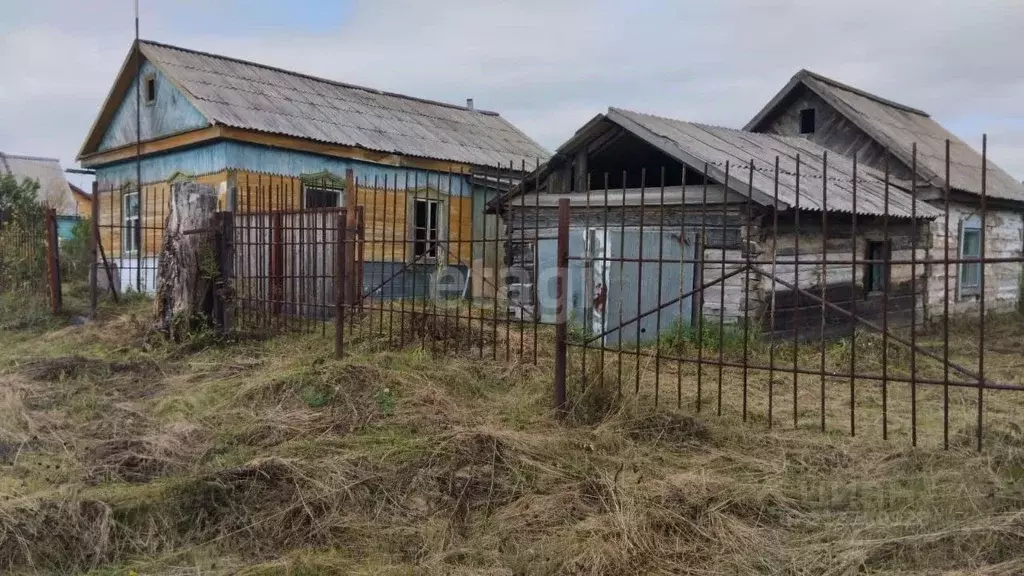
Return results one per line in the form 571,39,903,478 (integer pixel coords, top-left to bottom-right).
1,0,1021,179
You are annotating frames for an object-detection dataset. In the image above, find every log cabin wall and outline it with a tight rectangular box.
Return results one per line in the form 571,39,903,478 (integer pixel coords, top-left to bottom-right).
756,212,929,341
924,199,1024,317
750,84,916,182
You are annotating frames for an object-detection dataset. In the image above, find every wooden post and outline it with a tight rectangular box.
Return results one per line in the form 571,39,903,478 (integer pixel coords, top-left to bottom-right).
89,182,99,317
554,198,570,414
270,212,284,316
44,208,62,315
335,209,349,358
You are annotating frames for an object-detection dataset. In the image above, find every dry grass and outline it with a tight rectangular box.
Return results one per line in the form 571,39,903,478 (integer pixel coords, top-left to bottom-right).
0,300,1023,575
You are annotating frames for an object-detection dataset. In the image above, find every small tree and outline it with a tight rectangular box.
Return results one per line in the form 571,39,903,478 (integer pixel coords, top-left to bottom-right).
0,174,42,223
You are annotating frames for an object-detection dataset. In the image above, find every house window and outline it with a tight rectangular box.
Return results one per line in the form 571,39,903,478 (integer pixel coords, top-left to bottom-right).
412,198,440,260
865,240,890,293
800,108,816,134
144,74,156,105
303,186,341,209
122,190,140,255
959,216,982,297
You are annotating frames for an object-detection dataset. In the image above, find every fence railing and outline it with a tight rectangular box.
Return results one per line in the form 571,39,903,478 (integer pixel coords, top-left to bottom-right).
86,140,1024,450
0,207,63,315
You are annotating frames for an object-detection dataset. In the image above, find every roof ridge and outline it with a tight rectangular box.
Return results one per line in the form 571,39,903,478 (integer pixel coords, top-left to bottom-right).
798,69,930,117
140,39,501,117
0,152,62,163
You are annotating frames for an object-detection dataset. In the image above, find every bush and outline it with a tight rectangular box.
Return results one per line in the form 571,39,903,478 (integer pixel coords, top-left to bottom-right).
60,218,92,283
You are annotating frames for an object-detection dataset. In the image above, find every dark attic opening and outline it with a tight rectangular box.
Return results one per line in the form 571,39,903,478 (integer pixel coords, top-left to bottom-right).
580,130,710,190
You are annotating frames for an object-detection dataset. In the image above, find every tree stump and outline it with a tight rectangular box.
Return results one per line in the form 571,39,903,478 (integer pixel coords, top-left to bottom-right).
154,181,219,340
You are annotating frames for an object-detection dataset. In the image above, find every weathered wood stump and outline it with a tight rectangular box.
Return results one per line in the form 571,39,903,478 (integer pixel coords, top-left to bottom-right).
154,181,219,340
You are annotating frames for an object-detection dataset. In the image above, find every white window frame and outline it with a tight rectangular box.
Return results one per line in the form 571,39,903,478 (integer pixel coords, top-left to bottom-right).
302,185,342,209
958,215,982,299
122,190,140,256
143,73,157,106
411,197,443,262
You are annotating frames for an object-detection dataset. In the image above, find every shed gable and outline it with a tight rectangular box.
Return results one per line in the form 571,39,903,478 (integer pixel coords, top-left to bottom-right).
98,60,209,152
750,84,914,182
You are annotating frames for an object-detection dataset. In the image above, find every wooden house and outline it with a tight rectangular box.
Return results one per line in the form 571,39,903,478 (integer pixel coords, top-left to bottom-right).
745,70,1024,317
1,152,80,239
493,108,940,343
77,40,549,295
69,184,93,219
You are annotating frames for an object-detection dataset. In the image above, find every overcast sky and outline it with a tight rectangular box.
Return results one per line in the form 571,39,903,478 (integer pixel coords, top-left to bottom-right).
2,0,1023,182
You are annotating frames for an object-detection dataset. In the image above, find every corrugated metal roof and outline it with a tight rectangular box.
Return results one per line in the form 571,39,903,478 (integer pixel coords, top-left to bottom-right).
607,108,941,219
0,153,77,216
137,41,550,169
746,70,1024,203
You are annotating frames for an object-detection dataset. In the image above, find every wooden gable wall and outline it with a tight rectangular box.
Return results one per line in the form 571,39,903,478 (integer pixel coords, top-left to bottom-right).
750,84,916,182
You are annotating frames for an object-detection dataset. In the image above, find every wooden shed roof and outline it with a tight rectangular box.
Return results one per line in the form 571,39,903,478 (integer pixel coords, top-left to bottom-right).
79,40,550,170
745,70,1024,203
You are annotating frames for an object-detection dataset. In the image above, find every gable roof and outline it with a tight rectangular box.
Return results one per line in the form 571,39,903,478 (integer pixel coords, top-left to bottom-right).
532,108,936,218
79,40,550,169
0,153,77,216
744,69,1024,203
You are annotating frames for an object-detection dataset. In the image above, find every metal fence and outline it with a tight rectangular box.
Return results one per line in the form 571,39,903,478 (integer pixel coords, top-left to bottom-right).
546,139,1022,451
87,138,1024,450
0,207,63,314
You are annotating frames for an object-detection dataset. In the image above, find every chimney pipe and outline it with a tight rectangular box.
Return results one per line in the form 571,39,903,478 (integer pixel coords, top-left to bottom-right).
466,98,474,111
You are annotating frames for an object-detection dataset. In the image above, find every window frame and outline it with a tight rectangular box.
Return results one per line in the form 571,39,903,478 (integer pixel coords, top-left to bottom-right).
143,73,157,106
410,197,444,263
799,108,816,134
864,239,891,295
122,189,140,256
958,215,982,298
302,185,343,209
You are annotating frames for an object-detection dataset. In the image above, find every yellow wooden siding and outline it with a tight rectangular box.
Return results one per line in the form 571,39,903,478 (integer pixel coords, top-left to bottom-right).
95,171,228,258
235,172,303,212
95,169,472,265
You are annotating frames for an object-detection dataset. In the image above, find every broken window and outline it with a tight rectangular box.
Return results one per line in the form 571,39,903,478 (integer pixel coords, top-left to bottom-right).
800,108,816,134
412,198,440,260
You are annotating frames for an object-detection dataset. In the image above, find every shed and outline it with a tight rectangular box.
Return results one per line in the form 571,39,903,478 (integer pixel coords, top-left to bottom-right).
495,108,938,344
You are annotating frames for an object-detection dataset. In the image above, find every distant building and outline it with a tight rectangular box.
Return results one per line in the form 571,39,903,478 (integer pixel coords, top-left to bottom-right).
1,152,80,240
746,69,1024,316
69,183,93,218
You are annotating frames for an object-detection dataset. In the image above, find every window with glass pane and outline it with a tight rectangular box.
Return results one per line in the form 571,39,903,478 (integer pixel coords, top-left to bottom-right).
413,199,440,259
959,217,982,296
122,191,140,254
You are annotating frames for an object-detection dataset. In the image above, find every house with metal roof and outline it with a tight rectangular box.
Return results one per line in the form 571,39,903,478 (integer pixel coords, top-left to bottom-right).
1,153,82,240
746,69,1024,316
494,107,938,343
77,40,549,295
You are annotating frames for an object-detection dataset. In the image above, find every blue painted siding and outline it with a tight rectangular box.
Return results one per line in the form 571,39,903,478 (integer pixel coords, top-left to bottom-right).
99,60,209,152
95,142,230,186
57,216,80,241
95,140,472,196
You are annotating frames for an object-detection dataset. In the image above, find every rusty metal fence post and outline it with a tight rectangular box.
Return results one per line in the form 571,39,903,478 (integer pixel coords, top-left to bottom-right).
214,210,235,334
43,208,62,315
270,212,284,316
554,198,570,414
335,208,349,359
89,181,99,318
